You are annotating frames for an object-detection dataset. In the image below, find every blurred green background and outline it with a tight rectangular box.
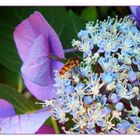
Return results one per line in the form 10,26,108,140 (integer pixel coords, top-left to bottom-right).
0,6,131,116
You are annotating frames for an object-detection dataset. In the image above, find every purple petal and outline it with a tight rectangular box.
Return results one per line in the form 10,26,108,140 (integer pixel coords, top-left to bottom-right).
13,11,64,62
0,99,15,118
129,116,139,123
23,75,57,101
21,34,51,86
22,60,63,101
51,60,64,79
0,111,51,134
35,125,55,134
105,51,111,58
109,130,119,134
130,6,140,27
97,47,105,53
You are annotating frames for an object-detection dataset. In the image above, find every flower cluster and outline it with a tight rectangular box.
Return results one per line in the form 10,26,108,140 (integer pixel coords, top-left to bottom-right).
42,16,140,134
1,8,140,134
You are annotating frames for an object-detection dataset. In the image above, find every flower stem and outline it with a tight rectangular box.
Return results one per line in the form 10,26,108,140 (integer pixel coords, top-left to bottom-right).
18,74,23,93
64,48,78,53
51,117,60,134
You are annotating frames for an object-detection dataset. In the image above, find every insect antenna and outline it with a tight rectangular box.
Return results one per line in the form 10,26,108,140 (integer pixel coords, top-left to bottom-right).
46,54,68,62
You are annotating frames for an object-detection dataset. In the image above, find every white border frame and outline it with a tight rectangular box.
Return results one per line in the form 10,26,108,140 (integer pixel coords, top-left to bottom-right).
0,135,140,140
0,0,139,6
0,1,140,139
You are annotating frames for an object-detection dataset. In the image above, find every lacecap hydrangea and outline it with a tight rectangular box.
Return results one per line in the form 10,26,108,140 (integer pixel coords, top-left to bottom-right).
42,16,140,134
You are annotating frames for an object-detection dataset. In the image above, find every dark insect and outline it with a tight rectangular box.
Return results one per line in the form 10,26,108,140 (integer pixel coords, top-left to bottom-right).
59,57,81,76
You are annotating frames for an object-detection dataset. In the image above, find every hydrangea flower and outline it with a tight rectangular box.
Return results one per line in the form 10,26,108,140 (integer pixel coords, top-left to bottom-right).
39,14,140,134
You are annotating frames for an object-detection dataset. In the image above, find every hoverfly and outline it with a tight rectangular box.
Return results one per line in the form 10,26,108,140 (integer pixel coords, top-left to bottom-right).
46,54,81,77
59,57,81,76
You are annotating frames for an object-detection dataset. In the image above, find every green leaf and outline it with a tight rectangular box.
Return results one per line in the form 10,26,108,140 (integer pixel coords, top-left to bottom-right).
98,7,110,18
0,84,40,114
0,8,24,73
0,64,19,88
0,46,22,73
42,7,68,36
60,10,87,58
80,7,97,21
